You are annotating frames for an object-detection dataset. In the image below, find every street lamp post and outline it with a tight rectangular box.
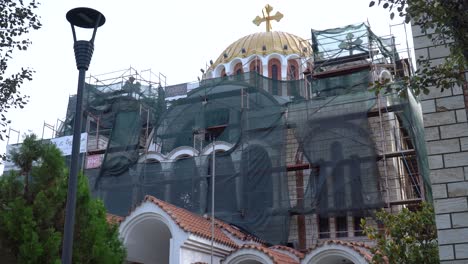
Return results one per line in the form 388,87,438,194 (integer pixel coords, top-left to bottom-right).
62,7,105,264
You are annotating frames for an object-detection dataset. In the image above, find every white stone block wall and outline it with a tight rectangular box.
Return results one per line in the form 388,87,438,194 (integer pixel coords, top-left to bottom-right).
412,24,468,263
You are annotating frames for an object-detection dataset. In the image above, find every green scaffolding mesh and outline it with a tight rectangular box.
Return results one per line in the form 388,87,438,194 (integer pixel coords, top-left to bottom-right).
62,67,430,245
312,23,397,72
289,75,383,217
384,85,432,202
150,77,290,244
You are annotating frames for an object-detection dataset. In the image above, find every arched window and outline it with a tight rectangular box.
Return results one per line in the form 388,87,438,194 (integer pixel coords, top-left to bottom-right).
241,145,273,211
287,60,299,80
287,59,300,97
330,143,349,238
207,151,236,213
331,141,346,211
221,68,227,78
272,65,278,78
249,59,263,87
249,59,262,74
141,160,165,201
238,145,286,243
269,58,281,79
233,62,243,80
313,159,330,239
170,155,200,212
268,58,281,95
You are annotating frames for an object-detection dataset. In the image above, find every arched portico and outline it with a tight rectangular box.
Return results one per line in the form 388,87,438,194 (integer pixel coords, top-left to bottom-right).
121,212,173,264
124,216,172,264
303,244,370,264
119,202,187,264
223,248,273,264
119,196,238,264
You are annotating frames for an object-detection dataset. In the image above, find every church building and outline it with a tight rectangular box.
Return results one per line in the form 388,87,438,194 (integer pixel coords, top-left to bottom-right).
58,4,428,263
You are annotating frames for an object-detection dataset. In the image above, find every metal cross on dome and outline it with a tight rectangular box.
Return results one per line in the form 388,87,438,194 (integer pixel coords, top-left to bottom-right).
338,33,364,56
252,4,283,32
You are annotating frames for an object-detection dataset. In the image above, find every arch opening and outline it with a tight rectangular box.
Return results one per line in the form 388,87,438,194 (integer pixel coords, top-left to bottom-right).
125,217,172,264
304,245,370,264
314,254,355,264
207,150,237,214
141,160,165,201
238,260,264,264
170,155,201,212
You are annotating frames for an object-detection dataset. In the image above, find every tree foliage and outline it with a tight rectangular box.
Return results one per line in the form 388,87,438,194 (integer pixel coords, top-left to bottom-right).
9,133,44,198
0,0,42,143
362,203,439,264
369,0,467,96
0,134,125,263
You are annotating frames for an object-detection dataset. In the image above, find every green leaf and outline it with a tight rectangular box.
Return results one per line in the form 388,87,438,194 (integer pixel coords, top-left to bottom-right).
362,203,438,264
405,15,411,23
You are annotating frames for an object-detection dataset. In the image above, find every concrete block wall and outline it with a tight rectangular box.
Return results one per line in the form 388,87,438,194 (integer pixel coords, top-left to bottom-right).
412,25,468,263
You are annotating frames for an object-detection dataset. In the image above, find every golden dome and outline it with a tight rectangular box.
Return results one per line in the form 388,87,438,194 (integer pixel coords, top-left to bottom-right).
211,31,311,69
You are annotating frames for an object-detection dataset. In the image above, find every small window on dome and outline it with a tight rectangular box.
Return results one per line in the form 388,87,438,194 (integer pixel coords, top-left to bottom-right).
233,62,243,80
287,59,300,96
272,65,278,79
271,65,279,95
289,65,297,79
287,59,299,80
269,59,281,79
268,58,282,95
250,59,262,75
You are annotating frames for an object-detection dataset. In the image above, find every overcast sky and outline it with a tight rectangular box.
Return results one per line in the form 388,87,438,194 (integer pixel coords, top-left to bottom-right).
3,0,413,152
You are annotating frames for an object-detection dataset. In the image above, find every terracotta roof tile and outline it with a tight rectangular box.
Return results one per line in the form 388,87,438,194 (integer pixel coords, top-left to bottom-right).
305,240,374,263
144,195,238,248
212,218,264,243
269,245,304,259
232,244,299,264
106,213,123,225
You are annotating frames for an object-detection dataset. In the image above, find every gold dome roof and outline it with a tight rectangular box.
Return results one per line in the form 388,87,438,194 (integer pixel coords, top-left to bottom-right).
211,31,311,69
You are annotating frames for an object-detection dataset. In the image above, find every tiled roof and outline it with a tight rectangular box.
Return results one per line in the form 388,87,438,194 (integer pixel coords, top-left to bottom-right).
144,195,238,248
306,240,374,263
269,245,304,259
212,218,263,243
231,244,299,264
106,213,123,225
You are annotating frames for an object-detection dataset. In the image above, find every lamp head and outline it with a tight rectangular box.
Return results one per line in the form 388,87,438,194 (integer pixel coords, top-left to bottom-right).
67,7,105,70
66,7,105,29
67,7,105,44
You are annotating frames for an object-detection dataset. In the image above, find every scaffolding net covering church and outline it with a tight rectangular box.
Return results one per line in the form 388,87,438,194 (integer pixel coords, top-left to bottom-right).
60,23,430,246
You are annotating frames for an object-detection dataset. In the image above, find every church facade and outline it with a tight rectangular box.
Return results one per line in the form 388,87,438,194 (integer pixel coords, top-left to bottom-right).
59,5,429,263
